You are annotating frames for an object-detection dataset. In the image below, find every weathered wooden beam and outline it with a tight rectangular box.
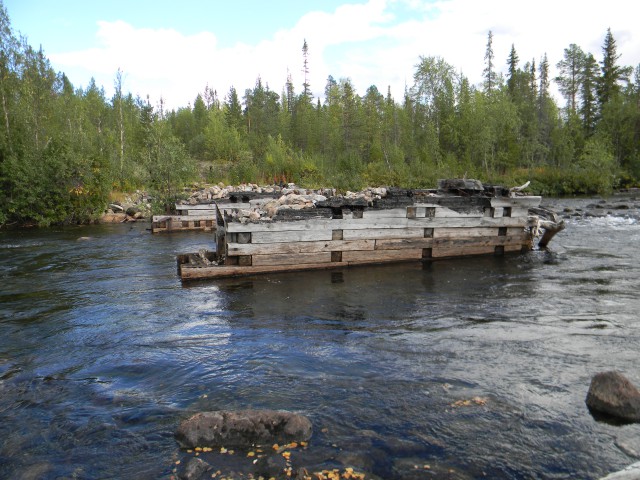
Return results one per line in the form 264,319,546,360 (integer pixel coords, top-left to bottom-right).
180,261,350,280
342,227,426,241
490,196,541,208
252,252,332,266
342,248,424,263
374,238,435,250
227,239,375,255
225,215,529,233
251,230,334,244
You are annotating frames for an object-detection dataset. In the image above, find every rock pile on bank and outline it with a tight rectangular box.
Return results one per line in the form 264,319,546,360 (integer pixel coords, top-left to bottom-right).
101,190,153,224
192,183,393,223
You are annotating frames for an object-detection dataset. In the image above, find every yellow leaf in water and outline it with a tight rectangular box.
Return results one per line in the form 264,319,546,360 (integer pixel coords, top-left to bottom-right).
282,451,291,460
220,447,227,454
272,444,279,451
288,442,298,449
300,441,308,448
247,451,255,457
195,447,203,452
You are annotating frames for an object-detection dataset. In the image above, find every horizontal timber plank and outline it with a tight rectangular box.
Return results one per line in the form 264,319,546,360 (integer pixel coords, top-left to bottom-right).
252,252,332,266
434,227,499,238
153,214,217,222
251,230,333,244
433,234,529,248
342,248,424,263
412,204,485,218
362,208,409,219
490,196,541,208
375,238,434,250
343,227,426,240
431,245,497,258
374,234,529,251
227,239,375,255
226,216,528,233
180,261,351,280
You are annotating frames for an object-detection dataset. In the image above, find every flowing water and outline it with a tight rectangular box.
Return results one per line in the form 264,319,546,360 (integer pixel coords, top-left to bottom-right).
1,196,639,479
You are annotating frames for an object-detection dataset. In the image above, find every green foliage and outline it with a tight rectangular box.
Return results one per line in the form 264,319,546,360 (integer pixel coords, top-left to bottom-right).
0,7,639,228
146,121,198,212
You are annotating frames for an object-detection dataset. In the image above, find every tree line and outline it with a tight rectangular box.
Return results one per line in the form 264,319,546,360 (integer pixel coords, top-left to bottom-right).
0,1,638,226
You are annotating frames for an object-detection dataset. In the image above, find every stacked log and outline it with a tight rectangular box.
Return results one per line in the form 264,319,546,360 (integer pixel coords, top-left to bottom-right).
179,192,541,280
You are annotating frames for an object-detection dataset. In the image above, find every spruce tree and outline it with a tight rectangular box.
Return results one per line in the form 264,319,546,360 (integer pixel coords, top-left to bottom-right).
506,44,519,97
555,44,584,114
581,53,599,134
598,28,631,107
483,31,497,94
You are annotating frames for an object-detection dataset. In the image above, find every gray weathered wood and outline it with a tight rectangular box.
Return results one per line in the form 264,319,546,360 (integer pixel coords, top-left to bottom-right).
342,248,424,263
227,239,375,256
252,252,332,266
226,215,529,233
250,230,334,244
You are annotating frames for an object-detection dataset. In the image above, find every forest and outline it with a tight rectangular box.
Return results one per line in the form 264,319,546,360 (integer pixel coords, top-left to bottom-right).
0,2,639,226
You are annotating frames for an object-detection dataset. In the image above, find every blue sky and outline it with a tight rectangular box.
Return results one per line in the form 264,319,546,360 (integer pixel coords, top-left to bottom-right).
5,0,640,110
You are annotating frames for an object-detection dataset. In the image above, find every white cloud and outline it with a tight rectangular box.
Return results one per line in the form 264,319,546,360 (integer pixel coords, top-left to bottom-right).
49,0,640,110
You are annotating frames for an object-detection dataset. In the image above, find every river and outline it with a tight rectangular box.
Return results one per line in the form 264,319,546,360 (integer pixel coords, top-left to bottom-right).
1,195,639,479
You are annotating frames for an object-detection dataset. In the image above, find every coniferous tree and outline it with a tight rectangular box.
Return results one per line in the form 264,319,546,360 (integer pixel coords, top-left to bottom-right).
483,31,497,94
224,86,243,132
302,39,311,99
555,44,585,114
506,44,519,97
598,28,631,108
580,53,599,134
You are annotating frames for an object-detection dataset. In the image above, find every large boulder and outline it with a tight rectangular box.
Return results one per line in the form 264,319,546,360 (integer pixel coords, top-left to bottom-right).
175,409,312,449
586,371,640,422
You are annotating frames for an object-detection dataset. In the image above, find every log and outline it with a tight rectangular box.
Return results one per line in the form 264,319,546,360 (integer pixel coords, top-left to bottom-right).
226,239,375,255
342,248,424,263
226,216,529,233
252,252,332,266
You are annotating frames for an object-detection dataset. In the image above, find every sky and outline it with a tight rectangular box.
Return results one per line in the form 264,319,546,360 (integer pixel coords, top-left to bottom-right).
5,0,640,111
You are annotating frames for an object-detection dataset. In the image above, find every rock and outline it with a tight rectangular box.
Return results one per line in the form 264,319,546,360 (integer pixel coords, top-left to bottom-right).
616,438,640,459
99,213,126,224
109,203,124,212
177,457,211,480
586,371,640,422
175,410,312,449
599,461,640,480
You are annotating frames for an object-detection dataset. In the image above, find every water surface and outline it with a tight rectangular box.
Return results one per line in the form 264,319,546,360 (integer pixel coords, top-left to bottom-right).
1,196,639,479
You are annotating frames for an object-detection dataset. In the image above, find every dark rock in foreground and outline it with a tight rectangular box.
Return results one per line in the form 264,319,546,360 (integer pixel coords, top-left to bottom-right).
175,409,312,448
177,457,211,480
586,371,640,422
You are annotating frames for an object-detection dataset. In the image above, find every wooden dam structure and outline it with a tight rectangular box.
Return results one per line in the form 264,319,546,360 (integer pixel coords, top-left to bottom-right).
176,180,564,281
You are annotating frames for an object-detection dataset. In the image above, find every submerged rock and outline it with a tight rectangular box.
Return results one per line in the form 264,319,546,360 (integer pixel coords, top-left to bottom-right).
175,409,312,449
176,457,211,480
586,371,640,422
